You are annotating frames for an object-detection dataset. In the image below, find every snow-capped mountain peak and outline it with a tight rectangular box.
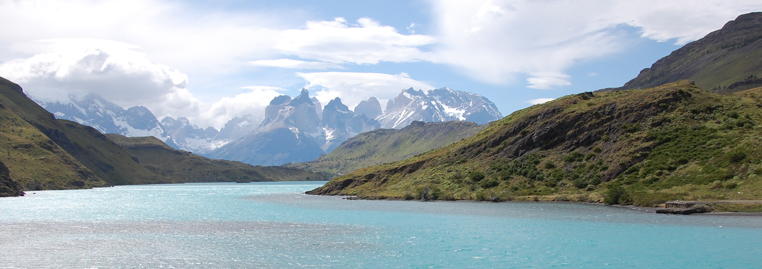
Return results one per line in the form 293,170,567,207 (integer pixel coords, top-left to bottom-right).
377,87,502,129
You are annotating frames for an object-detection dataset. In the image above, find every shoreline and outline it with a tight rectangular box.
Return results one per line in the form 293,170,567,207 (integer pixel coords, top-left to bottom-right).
328,194,762,216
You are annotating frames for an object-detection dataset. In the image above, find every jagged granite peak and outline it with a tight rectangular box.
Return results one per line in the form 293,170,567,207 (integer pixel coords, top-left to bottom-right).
616,12,762,94
354,97,382,119
288,88,314,107
322,97,380,152
217,114,262,142
312,97,323,120
209,90,326,165
261,89,319,132
377,87,502,129
270,95,292,105
263,95,292,126
325,97,351,113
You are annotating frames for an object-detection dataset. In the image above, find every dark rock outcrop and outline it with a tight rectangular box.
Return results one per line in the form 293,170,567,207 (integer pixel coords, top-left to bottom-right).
0,160,24,197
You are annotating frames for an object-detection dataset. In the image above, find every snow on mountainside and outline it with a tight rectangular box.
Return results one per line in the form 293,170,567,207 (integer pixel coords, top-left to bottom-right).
38,94,165,138
377,87,502,129
160,116,226,153
37,95,240,154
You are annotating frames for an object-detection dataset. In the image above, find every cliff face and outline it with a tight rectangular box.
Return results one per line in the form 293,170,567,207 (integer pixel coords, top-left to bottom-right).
0,160,23,197
309,81,762,206
618,12,762,94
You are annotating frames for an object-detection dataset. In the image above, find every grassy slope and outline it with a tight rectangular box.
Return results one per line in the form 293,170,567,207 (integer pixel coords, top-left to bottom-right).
286,121,485,176
310,81,762,206
619,12,762,94
0,103,105,190
0,76,163,187
106,134,328,182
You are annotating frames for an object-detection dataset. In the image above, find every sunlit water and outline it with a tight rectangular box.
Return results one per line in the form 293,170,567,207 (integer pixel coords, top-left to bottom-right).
1,182,762,268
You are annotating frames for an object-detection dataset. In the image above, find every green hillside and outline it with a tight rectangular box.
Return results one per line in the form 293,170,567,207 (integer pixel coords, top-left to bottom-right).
106,134,328,182
309,81,762,206
0,101,105,190
618,12,762,94
0,77,163,187
286,121,485,177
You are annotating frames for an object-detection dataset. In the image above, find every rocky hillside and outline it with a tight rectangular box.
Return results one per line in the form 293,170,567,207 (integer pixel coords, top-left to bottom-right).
617,12,762,94
106,134,327,182
287,121,486,177
309,81,762,206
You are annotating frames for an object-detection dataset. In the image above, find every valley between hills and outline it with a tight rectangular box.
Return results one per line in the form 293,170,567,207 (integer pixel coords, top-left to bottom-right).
3,12,762,215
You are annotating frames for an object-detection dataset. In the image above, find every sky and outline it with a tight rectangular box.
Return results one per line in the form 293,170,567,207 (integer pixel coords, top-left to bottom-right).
0,0,761,129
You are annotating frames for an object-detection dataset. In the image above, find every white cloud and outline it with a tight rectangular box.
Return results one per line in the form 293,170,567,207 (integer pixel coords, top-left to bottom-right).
0,41,186,105
0,41,208,123
526,72,572,90
527,98,555,105
0,0,281,76
204,86,284,128
297,72,435,110
0,42,289,129
407,23,418,34
276,17,437,65
430,0,762,88
248,59,344,70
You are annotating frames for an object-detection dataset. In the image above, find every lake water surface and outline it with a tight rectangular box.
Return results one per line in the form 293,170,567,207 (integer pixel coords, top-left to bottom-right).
1,182,761,268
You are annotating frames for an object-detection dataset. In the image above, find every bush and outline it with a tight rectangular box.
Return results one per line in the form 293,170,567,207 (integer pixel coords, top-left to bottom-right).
480,179,499,189
544,162,556,169
563,151,584,163
604,184,629,205
470,171,485,182
621,123,641,133
728,151,747,163
572,178,588,189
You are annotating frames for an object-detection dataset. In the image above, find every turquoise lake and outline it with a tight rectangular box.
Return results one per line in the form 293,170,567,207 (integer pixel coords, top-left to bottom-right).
1,181,762,268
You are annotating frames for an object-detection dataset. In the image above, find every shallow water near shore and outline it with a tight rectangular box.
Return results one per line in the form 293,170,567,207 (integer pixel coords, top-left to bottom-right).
1,182,762,268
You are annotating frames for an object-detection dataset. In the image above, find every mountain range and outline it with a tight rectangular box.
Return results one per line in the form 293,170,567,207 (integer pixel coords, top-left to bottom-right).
36,94,258,154
37,87,502,166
